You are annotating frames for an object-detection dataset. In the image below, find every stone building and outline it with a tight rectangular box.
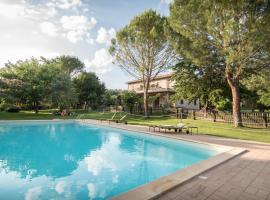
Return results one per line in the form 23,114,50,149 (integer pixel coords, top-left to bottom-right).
127,73,200,110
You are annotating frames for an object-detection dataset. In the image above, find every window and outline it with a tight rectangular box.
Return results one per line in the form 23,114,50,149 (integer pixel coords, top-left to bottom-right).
194,99,197,105
180,99,183,104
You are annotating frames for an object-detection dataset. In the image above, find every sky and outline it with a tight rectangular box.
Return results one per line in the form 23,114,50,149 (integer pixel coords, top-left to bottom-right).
0,0,172,89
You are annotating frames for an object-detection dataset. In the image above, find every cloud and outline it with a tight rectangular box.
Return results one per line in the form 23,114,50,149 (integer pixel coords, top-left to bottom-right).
61,15,97,43
0,2,24,18
40,22,58,36
87,183,96,199
161,0,174,4
55,181,67,194
53,0,82,10
0,1,96,44
96,27,116,45
84,48,114,74
25,187,42,200
22,3,57,20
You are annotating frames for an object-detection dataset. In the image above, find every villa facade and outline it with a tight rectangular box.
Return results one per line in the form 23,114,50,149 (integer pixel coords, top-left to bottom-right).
127,73,200,110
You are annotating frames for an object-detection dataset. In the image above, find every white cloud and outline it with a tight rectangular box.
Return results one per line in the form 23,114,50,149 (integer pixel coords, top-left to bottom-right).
87,183,96,199
0,1,96,44
40,22,58,37
25,187,42,200
84,48,114,74
0,48,60,67
96,27,116,45
55,181,67,194
61,16,96,30
161,0,174,4
0,2,24,18
61,15,97,43
22,4,57,20
53,0,82,10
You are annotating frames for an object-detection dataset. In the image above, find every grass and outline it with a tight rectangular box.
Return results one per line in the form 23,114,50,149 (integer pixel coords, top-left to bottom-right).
0,109,87,120
80,112,270,143
0,110,270,143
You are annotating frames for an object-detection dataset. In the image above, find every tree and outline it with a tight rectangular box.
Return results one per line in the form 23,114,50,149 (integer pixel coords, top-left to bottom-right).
102,89,123,107
172,60,230,115
43,55,84,76
122,91,140,113
244,69,270,108
0,59,52,113
110,10,174,117
0,57,82,113
43,57,79,110
168,0,270,127
73,72,105,110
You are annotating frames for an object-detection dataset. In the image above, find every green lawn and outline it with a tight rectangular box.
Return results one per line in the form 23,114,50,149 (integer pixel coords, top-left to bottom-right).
0,111,270,143
79,112,270,143
0,109,87,120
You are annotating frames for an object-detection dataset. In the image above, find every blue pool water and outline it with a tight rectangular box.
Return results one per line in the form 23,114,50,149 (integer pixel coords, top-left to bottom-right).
0,121,222,200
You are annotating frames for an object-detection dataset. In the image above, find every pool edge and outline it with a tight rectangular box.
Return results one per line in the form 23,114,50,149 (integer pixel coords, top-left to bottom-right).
110,148,246,200
0,119,247,200
76,119,247,200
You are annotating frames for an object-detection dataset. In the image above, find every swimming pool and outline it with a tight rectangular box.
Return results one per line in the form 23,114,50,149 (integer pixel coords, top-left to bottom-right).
0,121,223,200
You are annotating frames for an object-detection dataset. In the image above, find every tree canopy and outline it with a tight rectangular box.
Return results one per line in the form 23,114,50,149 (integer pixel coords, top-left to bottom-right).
110,9,174,116
73,72,105,110
168,0,270,126
0,56,105,113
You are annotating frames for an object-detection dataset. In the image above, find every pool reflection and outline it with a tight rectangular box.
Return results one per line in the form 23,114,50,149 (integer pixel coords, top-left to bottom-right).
0,122,218,200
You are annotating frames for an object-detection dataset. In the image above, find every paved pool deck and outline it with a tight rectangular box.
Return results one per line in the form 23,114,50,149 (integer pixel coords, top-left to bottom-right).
78,119,270,200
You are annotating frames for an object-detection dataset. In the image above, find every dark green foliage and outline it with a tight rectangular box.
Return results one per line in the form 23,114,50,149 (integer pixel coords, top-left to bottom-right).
102,89,123,107
122,91,140,113
168,0,270,126
73,72,105,110
43,55,84,76
110,10,174,116
0,56,84,112
172,60,230,111
243,68,270,108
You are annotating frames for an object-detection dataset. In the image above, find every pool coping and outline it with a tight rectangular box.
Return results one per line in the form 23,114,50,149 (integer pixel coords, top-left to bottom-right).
77,119,247,200
0,119,247,200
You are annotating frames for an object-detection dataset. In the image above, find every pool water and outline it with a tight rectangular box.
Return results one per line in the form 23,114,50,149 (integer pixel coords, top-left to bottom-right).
0,121,222,200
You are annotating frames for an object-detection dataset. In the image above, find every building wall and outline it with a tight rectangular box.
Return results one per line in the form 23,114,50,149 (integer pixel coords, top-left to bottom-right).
127,75,200,110
175,99,200,110
128,78,173,91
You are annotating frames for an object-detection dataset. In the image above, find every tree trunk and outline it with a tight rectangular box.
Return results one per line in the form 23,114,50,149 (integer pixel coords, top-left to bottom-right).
143,89,149,117
227,75,242,127
143,78,150,117
203,102,208,119
34,102,39,114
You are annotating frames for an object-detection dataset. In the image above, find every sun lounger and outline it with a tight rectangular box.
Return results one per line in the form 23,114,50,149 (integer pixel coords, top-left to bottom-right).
108,114,128,124
99,112,117,123
150,123,199,134
149,123,185,133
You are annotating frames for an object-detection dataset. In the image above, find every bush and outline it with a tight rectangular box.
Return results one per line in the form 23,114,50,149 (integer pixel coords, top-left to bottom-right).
0,103,12,111
6,106,21,113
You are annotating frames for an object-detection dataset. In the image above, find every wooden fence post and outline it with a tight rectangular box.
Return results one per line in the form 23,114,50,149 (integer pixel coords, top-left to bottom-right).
263,112,268,128
212,110,217,122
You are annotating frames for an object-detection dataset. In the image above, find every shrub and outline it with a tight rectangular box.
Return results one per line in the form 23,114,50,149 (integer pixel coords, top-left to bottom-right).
6,106,21,113
0,103,13,111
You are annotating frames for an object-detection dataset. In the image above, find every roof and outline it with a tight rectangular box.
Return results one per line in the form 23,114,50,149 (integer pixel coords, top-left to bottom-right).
133,87,175,94
126,73,174,84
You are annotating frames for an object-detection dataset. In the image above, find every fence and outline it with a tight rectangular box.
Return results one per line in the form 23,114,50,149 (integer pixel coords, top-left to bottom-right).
104,106,270,128
181,110,270,128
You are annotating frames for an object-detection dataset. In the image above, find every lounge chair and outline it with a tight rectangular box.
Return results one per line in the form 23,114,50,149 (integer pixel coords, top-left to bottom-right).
99,112,117,123
149,123,187,133
149,123,198,134
108,114,128,124
157,123,187,133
